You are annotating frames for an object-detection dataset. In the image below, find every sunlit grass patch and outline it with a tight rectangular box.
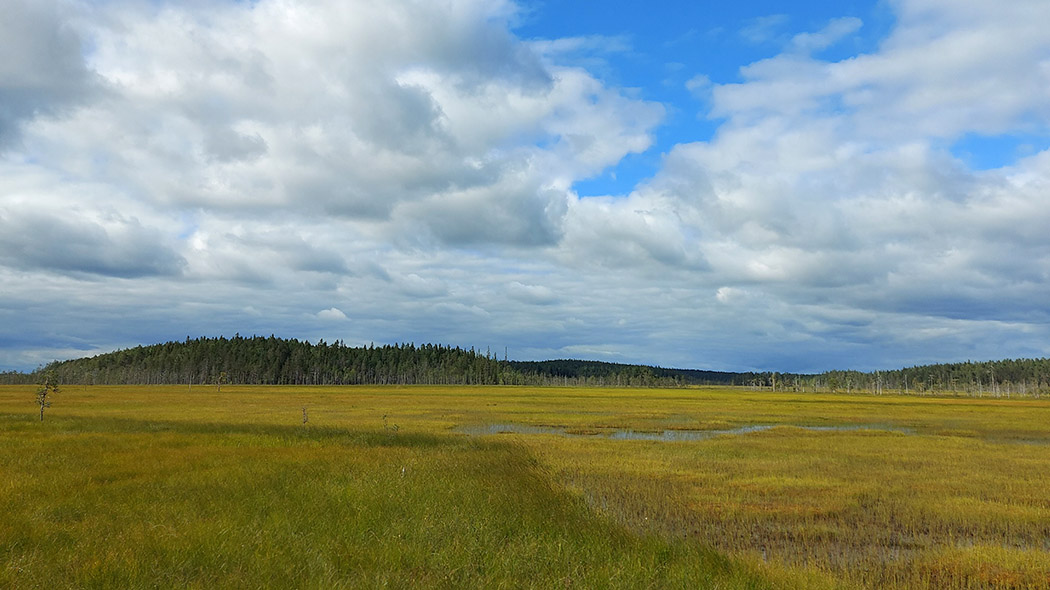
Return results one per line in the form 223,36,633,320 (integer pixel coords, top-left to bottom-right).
3,384,1050,588
914,545,1050,590
508,391,1050,589
0,389,773,589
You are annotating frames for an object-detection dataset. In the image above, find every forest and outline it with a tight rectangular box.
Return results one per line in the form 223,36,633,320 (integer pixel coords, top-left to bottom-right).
0,336,712,387
808,358,1050,397
3,335,1050,396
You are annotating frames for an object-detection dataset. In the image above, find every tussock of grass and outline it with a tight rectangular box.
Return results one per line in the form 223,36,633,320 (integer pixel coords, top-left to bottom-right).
914,545,1050,590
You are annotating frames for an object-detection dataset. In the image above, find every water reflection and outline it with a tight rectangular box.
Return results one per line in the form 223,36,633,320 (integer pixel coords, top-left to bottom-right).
458,423,915,441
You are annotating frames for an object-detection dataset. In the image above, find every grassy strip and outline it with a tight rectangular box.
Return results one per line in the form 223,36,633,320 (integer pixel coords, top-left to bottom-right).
0,411,773,589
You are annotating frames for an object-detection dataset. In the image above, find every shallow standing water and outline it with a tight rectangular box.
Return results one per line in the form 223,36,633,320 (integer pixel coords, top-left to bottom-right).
457,423,916,441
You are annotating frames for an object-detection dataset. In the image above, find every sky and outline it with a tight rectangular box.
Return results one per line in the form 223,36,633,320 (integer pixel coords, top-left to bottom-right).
2,0,1050,373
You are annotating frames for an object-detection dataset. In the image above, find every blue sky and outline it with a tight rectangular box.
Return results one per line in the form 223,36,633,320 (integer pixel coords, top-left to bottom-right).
2,0,1050,373
517,0,895,196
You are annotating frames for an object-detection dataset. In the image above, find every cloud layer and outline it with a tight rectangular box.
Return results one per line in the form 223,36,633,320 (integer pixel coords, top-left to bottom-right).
2,0,1049,372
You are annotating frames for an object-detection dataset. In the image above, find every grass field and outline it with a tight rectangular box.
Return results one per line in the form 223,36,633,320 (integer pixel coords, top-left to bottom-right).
2,384,1049,588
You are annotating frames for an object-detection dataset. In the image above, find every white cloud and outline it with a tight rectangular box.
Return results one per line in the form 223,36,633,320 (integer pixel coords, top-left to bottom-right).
715,287,747,304
317,308,348,321
739,14,790,44
397,273,448,298
632,0,1050,363
685,74,712,98
2,0,1050,373
788,17,863,54
529,35,632,58
0,0,97,146
715,2,1050,140
507,281,557,305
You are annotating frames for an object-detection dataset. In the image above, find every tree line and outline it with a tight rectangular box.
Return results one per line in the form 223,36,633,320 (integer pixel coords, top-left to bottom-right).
0,336,744,387
3,336,1049,396
3,336,505,386
808,358,1050,397
506,359,778,387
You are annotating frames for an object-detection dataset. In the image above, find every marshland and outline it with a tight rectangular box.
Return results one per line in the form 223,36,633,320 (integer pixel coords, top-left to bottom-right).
3,384,1048,588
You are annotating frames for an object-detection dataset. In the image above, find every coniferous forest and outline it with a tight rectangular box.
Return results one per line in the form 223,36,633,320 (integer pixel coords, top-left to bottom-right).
0,336,720,387
2,335,1050,396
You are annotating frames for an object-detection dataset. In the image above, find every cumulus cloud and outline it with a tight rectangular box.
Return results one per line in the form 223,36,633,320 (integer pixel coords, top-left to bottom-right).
9,0,658,249
507,281,558,305
617,0,1050,366
397,273,448,298
2,0,1050,373
0,209,185,278
788,17,863,54
317,308,348,321
685,74,712,99
522,0,1050,368
0,0,96,147
713,2,1050,139
0,0,664,364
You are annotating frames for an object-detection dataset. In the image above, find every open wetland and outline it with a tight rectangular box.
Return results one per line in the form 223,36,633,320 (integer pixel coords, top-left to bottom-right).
2,384,1049,588
458,422,917,441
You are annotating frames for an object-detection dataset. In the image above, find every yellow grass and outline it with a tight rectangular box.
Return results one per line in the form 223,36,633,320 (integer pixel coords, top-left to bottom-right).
3,384,1049,588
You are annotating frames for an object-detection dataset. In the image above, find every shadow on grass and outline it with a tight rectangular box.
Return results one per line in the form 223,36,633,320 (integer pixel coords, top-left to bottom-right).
0,412,456,449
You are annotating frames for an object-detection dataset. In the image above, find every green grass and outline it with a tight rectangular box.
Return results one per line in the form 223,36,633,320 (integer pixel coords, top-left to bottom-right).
534,427,1050,589
503,389,1050,589
4,384,1050,589
0,386,774,589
